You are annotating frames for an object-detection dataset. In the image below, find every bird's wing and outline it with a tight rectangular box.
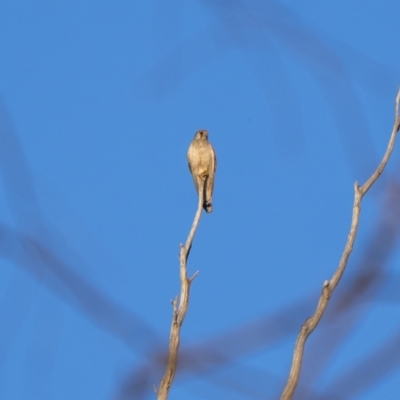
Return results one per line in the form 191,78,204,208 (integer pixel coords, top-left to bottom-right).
212,144,216,173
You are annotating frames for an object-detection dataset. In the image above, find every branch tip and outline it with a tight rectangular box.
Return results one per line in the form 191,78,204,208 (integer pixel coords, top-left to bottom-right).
189,270,199,282
170,296,178,309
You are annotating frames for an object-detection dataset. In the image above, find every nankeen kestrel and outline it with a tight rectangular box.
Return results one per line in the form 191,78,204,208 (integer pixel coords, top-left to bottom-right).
187,130,216,213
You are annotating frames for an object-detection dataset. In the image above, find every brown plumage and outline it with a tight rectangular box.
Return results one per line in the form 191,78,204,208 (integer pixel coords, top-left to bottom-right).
187,130,216,213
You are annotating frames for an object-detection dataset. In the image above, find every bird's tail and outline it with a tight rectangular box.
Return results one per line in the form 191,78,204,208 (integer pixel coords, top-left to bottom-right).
202,176,212,213
203,201,212,213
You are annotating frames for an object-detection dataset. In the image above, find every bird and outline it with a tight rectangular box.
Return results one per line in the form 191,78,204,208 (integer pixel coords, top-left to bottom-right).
187,129,216,213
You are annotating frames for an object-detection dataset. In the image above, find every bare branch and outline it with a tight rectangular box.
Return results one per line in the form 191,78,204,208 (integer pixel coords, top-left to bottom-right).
156,180,204,400
280,88,400,400
295,180,400,398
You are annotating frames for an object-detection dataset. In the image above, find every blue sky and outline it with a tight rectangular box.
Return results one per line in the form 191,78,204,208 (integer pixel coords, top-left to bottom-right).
0,1,399,399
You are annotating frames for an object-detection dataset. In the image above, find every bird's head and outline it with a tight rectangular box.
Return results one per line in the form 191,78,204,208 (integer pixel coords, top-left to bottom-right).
194,130,208,141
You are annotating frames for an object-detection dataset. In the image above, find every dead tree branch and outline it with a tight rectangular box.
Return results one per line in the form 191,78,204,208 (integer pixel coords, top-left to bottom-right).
280,88,400,400
156,181,204,400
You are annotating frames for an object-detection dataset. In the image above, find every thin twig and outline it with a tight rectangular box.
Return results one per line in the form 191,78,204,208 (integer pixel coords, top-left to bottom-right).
280,88,400,400
156,181,204,400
